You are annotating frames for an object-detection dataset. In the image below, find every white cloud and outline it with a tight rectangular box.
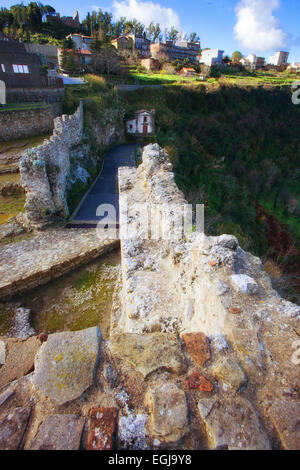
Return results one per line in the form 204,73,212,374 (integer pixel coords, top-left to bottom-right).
112,0,180,30
234,0,287,51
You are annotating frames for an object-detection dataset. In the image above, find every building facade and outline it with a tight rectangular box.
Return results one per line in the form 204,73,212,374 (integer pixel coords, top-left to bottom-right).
112,34,150,58
0,41,45,89
269,51,289,66
126,110,155,135
67,34,94,52
199,49,224,66
150,41,200,63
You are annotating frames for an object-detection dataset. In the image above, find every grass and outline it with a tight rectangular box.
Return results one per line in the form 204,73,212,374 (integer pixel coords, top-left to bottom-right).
0,102,50,113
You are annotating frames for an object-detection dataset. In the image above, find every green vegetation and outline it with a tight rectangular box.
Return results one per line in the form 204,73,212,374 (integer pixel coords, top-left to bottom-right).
124,84,300,301
0,103,50,113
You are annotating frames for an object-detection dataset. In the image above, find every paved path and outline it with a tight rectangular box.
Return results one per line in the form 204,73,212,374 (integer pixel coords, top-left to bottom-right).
69,144,136,227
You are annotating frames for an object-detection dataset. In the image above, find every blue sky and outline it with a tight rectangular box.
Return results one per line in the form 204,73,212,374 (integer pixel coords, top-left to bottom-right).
2,0,300,61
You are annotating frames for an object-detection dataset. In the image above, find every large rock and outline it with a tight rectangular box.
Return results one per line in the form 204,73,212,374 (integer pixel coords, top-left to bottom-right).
145,382,188,443
0,407,31,450
198,397,271,450
32,327,101,405
0,336,40,389
29,414,85,450
268,400,300,450
109,333,186,378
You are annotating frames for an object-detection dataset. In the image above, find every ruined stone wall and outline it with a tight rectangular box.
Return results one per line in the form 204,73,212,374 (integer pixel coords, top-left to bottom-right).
114,143,300,449
0,107,55,142
19,101,125,228
19,102,84,227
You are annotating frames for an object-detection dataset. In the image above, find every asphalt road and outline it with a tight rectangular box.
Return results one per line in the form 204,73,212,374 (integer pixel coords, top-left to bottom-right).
70,144,136,227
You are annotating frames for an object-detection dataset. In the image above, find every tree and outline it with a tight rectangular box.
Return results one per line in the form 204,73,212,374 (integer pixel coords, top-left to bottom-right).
189,32,200,43
164,26,179,43
146,21,161,42
92,44,120,75
232,51,243,64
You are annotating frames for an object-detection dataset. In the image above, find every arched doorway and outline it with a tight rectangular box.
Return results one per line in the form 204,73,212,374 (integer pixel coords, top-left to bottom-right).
0,80,6,105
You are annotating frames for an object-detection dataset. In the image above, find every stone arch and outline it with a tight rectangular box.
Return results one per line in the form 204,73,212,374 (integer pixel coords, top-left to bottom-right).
0,80,6,105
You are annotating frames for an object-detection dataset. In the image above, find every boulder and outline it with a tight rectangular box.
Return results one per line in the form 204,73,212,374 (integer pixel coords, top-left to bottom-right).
32,327,101,405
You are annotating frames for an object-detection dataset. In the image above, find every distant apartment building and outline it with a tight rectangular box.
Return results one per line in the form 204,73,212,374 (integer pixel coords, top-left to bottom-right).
67,34,94,52
269,51,289,66
150,41,200,63
112,33,150,58
199,49,224,66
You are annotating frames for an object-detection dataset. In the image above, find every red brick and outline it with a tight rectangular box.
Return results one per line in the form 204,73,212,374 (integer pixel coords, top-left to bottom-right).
87,407,118,450
228,307,242,315
182,332,210,367
185,371,214,392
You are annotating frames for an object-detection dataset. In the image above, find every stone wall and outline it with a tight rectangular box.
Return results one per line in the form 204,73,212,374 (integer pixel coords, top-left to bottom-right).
19,101,125,228
0,107,55,142
20,102,84,227
114,143,300,449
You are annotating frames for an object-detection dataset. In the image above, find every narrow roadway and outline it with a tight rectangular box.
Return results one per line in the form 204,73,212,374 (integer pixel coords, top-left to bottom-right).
67,144,136,228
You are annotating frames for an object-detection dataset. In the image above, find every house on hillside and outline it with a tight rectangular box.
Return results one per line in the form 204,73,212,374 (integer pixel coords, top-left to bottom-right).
67,33,94,52
126,110,155,135
180,67,196,76
0,41,45,89
57,47,92,71
141,57,159,71
241,54,265,69
112,33,150,58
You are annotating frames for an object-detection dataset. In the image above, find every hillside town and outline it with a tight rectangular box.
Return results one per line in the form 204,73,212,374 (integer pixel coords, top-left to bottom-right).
0,6,299,102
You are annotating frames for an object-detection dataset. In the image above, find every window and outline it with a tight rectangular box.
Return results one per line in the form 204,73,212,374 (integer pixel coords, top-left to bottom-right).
1,64,5,72
12,65,29,74
143,116,148,123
